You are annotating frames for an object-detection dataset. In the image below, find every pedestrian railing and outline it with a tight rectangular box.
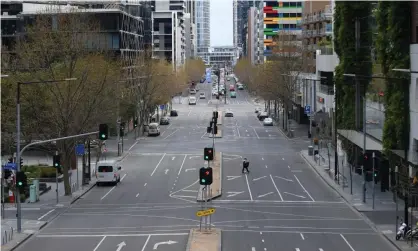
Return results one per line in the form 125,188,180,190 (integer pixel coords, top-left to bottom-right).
1,225,14,245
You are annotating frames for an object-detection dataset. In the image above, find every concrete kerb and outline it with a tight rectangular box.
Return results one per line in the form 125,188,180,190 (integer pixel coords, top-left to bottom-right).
217,111,222,125
300,151,405,251
197,152,222,202
186,228,221,251
209,128,223,138
4,221,48,251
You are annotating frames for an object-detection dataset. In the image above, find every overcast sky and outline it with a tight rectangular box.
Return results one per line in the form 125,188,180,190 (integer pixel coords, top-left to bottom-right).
210,0,233,46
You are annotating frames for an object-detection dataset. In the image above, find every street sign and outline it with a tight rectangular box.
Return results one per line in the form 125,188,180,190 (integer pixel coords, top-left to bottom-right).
304,105,311,114
196,208,216,217
75,144,85,156
3,163,17,170
160,104,165,110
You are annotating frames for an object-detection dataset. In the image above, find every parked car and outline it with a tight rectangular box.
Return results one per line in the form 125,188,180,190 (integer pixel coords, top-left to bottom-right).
263,118,273,126
189,96,197,105
230,91,237,98
160,116,170,125
225,110,234,117
199,92,206,99
170,110,178,117
148,123,161,136
258,112,268,121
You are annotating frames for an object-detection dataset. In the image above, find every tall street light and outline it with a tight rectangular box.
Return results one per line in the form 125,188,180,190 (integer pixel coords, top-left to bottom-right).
16,77,77,233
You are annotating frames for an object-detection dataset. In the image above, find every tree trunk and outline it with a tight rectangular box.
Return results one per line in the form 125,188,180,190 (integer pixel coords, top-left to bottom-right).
61,141,73,196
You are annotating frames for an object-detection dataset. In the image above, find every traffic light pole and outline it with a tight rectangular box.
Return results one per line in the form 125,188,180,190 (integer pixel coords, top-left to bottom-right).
15,130,98,233
372,151,375,210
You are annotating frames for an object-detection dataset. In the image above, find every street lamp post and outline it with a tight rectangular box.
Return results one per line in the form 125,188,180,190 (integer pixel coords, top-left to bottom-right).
15,78,76,233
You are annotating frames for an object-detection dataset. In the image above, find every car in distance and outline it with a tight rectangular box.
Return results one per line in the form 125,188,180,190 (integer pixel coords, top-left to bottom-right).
237,84,244,90
170,110,178,117
263,117,273,126
189,96,197,105
160,116,170,125
148,123,161,136
230,91,237,98
225,110,234,117
199,92,206,99
258,112,268,121
189,89,196,94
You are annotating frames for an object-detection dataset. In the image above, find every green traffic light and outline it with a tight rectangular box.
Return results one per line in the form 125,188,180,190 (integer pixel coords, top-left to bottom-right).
101,134,105,139
18,181,23,186
201,179,206,183
205,156,208,160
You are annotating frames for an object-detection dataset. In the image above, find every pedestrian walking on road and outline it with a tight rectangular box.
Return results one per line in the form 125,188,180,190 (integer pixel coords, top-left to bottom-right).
242,158,250,174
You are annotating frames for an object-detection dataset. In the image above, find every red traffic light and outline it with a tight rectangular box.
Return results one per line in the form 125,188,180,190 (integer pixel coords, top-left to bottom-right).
205,171,210,175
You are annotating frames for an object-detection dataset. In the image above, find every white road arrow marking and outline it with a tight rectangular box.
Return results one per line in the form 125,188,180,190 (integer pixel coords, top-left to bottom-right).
283,192,306,199
253,176,266,181
227,176,241,181
189,156,200,159
153,240,177,250
165,169,169,174
291,170,302,173
274,176,293,182
116,241,126,251
172,157,176,160
257,192,273,198
185,168,196,172
227,191,245,197
269,135,272,137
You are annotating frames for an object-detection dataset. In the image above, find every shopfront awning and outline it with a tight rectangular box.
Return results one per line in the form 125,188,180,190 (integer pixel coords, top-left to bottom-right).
337,129,383,151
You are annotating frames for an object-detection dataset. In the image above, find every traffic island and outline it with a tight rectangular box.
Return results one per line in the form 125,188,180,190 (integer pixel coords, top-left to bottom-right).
186,228,221,251
217,111,222,125
208,128,222,138
197,152,222,202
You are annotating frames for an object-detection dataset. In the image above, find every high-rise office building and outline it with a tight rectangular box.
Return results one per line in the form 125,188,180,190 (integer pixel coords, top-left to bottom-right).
263,1,303,60
195,0,210,63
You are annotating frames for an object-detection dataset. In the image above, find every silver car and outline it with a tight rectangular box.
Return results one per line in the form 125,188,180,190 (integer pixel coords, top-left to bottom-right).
263,118,273,126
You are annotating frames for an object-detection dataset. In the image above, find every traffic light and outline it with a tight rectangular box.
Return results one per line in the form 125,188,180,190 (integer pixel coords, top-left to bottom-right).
204,147,214,161
207,126,212,134
120,125,125,137
213,125,218,135
16,171,27,193
213,111,218,119
99,124,108,140
53,154,61,168
20,158,23,167
199,167,213,185
134,118,138,128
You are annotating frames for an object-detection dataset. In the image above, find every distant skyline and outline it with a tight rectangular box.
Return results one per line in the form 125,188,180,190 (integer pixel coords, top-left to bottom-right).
210,0,233,46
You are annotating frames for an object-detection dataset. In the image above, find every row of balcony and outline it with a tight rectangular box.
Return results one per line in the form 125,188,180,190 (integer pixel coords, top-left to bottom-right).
304,45,334,55
302,27,332,38
301,5,332,24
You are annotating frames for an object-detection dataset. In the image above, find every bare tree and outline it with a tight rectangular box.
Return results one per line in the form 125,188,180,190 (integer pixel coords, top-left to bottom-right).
184,58,205,83
4,8,121,195
256,31,304,131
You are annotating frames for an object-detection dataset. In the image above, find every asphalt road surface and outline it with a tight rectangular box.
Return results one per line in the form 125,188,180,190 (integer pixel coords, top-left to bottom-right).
15,80,397,251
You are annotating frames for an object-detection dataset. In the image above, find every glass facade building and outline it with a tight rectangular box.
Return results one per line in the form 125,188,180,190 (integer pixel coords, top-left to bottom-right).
195,0,210,62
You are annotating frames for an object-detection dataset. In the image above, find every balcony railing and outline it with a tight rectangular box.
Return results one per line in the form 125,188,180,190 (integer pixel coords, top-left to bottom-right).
318,46,334,55
302,5,332,24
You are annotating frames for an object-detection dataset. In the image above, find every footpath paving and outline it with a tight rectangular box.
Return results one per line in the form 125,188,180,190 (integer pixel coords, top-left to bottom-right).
186,228,221,251
301,149,418,251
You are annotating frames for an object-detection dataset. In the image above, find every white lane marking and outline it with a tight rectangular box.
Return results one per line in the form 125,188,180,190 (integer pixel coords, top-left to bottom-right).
319,249,324,251
246,129,248,132
172,157,176,160
189,156,200,159
187,110,192,116
253,127,260,139
170,179,199,195
274,176,293,182
247,134,250,136
291,170,302,173
295,249,300,251
269,175,284,201
161,131,166,136
38,233,190,238
245,174,253,201
163,129,179,140
93,236,106,251
252,248,256,251
253,176,266,181
262,158,264,160
141,235,151,251
101,186,116,200
37,209,55,221
282,158,285,160
340,234,355,251
120,173,127,181
177,155,187,175
128,141,138,151
167,123,173,129
227,176,241,181
237,127,241,138
185,168,196,172
288,165,291,169
294,175,315,202
136,193,139,197
144,183,147,187
262,239,264,242
151,153,167,176
257,192,273,198
227,191,245,198
165,169,169,174
300,233,305,240
182,190,198,193
265,165,268,169
172,195,196,198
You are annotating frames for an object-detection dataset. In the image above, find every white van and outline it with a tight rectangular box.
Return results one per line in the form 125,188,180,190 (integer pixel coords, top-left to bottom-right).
189,96,197,105
96,160,121,186
148,123,161,136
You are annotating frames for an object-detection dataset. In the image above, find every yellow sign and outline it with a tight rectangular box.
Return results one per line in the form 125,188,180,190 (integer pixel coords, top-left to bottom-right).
196,208,216,217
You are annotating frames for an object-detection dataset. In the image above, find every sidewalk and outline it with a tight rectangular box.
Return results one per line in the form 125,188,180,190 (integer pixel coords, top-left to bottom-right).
301,149,418,250
1,219,47,251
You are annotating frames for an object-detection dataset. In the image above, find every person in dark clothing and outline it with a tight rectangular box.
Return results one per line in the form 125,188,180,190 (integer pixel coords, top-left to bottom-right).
242,158,250,173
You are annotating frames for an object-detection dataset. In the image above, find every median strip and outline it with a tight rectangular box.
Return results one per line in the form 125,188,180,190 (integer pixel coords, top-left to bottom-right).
208,128,222,138
186,228,221,251
217,111,222,125
197,152,222,202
